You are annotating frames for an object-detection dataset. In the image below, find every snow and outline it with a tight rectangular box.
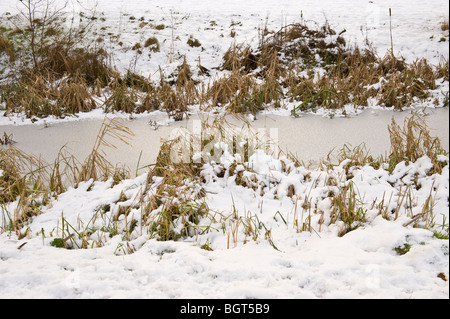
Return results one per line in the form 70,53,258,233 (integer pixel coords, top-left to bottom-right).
1,0,449,299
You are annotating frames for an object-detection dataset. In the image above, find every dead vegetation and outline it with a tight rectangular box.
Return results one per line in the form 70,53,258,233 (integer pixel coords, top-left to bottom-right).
441,19,449,32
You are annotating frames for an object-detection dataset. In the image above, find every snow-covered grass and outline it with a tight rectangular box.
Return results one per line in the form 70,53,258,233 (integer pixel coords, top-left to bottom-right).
0,0,449,299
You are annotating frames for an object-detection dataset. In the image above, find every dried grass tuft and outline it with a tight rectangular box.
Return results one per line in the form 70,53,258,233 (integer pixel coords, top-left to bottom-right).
388,113,448,173
76,117,134,184
57,75,97,113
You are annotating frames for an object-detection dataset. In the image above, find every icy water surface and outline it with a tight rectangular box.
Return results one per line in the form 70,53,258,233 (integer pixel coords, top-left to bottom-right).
1,108,449,172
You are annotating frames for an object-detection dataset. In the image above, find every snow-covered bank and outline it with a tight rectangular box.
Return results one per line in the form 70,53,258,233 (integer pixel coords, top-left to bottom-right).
1,107,449,175
1,116,449,298
0,0,448,300
63,0,450,70
1,0,448,126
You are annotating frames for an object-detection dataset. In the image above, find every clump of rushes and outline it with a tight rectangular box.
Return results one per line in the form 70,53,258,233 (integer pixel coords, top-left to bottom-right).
441,20,449,32
41,43,114,86
205,70,255,112
212,22,361,113
0,148,32,203
175,57,193,87
1,114,447,250
0,132,15,145
123,71,153,93
256,20,347,71
1,6,449,120
187,35,201,48
2,72,100,118
329,181,367,237
377,55,442,109
175,60,199,110
143,136,207,241
56,75,97,113
0,116,135,239
154,24,165,30
0,147,53,237
76,117,134,184
132,42,142,51
335,143,382,170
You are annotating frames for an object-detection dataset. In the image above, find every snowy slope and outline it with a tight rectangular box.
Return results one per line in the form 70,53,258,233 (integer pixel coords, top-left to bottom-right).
0,145,448,298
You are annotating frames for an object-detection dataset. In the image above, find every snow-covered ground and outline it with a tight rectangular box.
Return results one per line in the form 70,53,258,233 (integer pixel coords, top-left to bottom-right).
0,0,449,299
